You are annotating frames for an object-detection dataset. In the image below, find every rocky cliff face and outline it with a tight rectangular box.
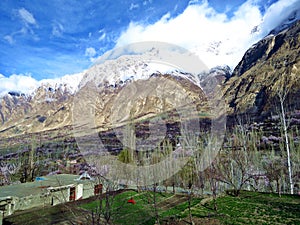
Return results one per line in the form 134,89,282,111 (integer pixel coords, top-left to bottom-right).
224,20,300,117
0,67,206,138
0,84,74,137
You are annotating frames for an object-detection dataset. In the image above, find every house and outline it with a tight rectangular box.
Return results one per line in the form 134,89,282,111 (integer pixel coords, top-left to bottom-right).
66,159,80,174
0,173,102,224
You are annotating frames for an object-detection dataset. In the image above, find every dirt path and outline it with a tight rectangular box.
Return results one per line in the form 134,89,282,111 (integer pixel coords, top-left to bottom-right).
157,194,189,210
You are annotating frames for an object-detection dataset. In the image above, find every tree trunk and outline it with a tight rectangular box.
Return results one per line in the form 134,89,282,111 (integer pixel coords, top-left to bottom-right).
153,185,160,225
188,191,194,225
276,179,281,197
280,98,294,195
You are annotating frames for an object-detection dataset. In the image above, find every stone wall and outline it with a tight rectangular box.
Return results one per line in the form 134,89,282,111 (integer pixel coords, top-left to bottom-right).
51,188,70,206
15,193,50,211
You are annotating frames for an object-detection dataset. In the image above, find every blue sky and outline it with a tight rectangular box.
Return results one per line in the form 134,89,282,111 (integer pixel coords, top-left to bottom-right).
0,0,191,79
0,0,299,91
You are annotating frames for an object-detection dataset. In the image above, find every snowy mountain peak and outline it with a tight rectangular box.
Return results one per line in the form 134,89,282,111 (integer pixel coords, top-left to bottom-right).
269,9,300,35
0,72,84,100
79,53,202,91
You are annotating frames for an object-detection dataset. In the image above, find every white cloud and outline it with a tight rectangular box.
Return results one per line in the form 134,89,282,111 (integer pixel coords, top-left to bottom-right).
85,47,97,58
4,8,38,44
98,29,106,41
0,74,39,96
0,72,84,97
129,3,139,10
18,8,36,25
4,35,14,44
4,27,29,44
115,1,261,68
188,0,200,5
85,47,97,62
114,0,299,69
52,22,64,37
260,0,300,35
98,32,106,41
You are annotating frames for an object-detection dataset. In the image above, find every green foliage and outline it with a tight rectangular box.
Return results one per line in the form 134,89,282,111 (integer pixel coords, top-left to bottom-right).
118,148,133,164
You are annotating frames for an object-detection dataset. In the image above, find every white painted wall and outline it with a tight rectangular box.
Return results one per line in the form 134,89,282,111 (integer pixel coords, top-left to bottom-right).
76,184,83,200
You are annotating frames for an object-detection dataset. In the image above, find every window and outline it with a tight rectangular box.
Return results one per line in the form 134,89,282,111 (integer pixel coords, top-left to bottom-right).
94,184,103,195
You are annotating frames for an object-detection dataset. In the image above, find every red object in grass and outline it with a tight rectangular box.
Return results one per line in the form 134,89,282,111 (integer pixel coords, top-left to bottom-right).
127,197,136,204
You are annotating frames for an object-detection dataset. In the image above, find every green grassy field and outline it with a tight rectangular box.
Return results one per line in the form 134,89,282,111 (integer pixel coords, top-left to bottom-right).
79,190,300,225
4,190,300,225
193,191,300,225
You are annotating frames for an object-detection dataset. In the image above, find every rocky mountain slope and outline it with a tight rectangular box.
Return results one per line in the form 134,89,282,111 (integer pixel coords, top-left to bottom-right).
0,83,74,136
0,60,208,138
224,20,300,117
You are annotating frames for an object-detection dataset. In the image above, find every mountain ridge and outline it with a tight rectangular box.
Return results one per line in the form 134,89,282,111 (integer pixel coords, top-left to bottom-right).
224,19,300,117
0,18,300,137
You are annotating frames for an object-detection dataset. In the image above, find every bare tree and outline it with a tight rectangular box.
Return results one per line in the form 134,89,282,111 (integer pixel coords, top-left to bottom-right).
275,73,294,194
19,139,40,183
179,159,197,224
85,175,124,225
214,125,262,196
262,148,286,195
289,128,300,194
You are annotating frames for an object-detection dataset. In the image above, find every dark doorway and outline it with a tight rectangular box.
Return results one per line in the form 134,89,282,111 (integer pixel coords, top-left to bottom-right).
94,184,103,195
69,187,76,201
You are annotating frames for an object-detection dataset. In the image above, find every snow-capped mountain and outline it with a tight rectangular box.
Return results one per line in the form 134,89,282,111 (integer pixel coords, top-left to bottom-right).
0,72,85,99
0,52,207,137
1,14,300,137
251,6,300,38
269,8,300,35
37,72,85,95
79,52,202,91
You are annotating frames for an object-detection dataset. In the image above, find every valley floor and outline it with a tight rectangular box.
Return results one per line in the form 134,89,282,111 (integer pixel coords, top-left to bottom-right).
3,190,300,225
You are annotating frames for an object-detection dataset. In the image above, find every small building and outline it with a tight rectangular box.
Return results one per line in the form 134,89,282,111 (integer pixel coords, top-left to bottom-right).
0,173,102,223
66,159,80,174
